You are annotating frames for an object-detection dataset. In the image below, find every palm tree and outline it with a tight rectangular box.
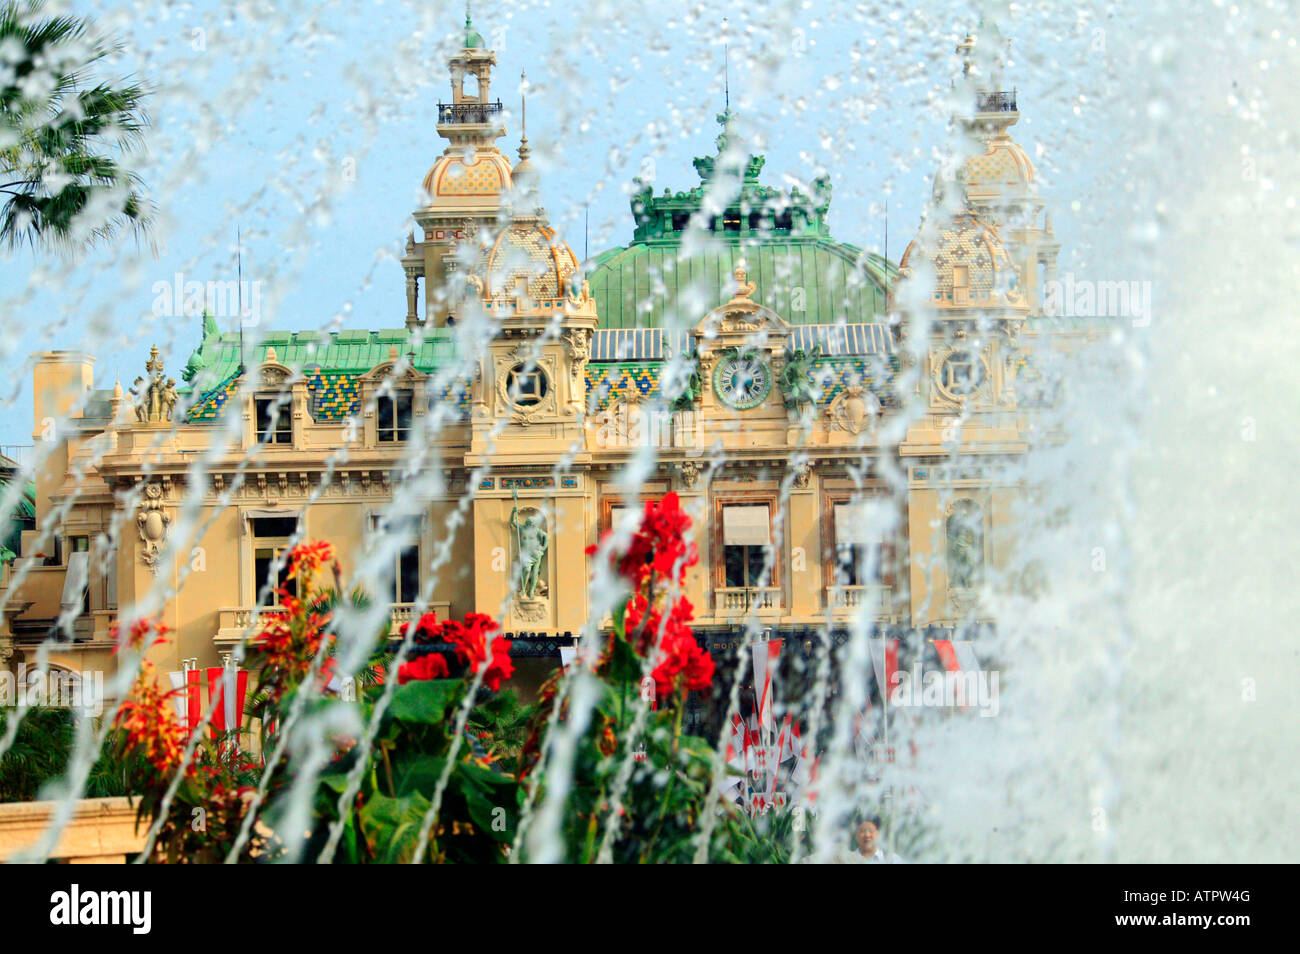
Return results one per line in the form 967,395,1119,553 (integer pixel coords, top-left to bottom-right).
0,0,151,252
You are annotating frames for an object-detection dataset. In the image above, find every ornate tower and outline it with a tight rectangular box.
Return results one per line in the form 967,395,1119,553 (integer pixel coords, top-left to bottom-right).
934,24,1060,315
462,96,598,634
892,24,1069,626
407,10,514,329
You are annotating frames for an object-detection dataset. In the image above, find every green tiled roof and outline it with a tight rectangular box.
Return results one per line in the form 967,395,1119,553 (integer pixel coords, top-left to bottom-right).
178,112,899,422
586,238,895,330
184,363,473,425
584,109,897,329
183,328,460,394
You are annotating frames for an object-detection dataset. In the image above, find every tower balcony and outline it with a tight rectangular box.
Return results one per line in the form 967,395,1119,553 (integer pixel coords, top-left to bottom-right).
437,100,504,126
976,89,1017,113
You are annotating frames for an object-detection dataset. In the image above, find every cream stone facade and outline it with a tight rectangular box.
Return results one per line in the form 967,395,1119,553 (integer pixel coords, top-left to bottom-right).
0,21,1081,714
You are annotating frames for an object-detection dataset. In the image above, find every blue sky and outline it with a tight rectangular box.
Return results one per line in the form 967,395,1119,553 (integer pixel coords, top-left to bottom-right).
0,0,1126,447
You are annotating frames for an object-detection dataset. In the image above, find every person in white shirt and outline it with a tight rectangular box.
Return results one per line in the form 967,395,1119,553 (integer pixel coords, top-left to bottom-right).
853,815,902,863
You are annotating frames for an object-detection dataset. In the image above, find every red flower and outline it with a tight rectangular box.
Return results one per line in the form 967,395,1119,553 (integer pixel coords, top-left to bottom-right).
587,492,698,588
397,653,450,684
286,540,337,581
398,611,441,642
109,618,169,654
114,673,190,776
395,611,513,691
651,625,715,698
624,592,697,657
444,616,514,692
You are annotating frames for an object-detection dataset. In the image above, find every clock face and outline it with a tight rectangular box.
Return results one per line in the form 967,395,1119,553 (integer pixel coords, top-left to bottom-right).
713,351,772,410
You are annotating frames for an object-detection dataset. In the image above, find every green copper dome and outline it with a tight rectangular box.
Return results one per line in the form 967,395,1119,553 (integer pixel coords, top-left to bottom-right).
585,111,897,329
463,12,485,49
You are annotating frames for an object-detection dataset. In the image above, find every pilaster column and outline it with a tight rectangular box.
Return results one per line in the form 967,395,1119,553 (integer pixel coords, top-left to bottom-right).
404,268,420,330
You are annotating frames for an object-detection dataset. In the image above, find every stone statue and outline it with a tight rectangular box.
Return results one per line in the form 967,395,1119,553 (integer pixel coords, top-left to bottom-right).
778,345,822,410
669,354,703,412
131,346,178,423
129,376,149,422
161,378,178,421
946,503,983,589
509,493,548,600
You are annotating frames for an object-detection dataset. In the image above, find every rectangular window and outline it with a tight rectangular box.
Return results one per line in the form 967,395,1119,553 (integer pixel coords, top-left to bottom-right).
721,504,772,588
397,545,420,604
607,504,633,532
251,515,300,602
250,516,299,538
952,265,970,305
105,543,118,611
369,514,421,605
254,546,297,601
254,396,292,445
69,537,91,615
832,501,897,587
377,392,413,443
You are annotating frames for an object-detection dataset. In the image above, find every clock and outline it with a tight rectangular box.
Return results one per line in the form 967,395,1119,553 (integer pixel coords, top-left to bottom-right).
713,349,772,410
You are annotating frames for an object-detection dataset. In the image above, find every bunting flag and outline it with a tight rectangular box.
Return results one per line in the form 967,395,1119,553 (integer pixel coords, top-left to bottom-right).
721,714,748,795
751,639,783,737
724,710,809,816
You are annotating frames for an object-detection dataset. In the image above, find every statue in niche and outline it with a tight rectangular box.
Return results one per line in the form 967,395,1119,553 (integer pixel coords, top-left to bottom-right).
509,493,549,600
946,499,984,590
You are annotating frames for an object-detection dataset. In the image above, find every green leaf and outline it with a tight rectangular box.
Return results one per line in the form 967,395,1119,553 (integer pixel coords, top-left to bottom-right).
388,678,464,727
391,753,447,796
359,792,431,863
605,630,643,686
456,762,518,842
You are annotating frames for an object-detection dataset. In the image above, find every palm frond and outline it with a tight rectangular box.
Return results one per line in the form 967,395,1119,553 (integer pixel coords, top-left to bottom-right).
0,0,152,253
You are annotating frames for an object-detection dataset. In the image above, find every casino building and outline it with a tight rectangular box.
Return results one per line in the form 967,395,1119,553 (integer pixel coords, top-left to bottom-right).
0,17,1074,708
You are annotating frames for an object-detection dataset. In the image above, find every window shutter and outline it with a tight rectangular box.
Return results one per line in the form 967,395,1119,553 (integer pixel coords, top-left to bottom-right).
61,551,90,610
242,509,301,536
834,501,886,546
723,505,771,546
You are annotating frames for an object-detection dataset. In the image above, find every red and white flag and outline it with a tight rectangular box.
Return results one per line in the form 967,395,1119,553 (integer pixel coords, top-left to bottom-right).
867,637,899,702
167,667,202,730
931,639,981,707
204,666,248,748
751,638,783,738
